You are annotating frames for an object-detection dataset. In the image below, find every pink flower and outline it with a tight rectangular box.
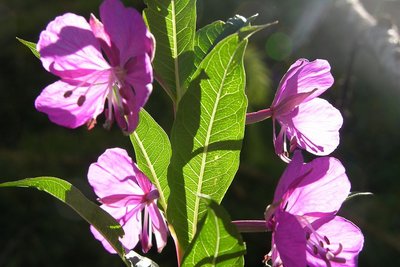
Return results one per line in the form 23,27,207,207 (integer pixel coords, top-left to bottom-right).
88,148,168,253
246,59,343,161
264,151,364,267
35,0,154,133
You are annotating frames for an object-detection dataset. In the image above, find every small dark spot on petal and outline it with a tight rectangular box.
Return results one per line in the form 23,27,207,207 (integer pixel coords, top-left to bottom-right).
77,95,86,106
313,245,318,255
306,232,310,240
324,235,331,245
64,90,73,98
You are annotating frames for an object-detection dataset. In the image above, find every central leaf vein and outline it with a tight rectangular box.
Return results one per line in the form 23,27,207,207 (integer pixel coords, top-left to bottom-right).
171,0,182,101
191,42,239,238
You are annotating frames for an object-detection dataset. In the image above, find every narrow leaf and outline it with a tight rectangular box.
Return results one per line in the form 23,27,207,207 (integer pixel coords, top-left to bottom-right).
16,37,40,59
0,177,129,266
182,196,246,267
130,109,171,211
194,15,276,75
167,34,248,249
194,21,226,69
345,191,373,202
143,0,197,102
194,15,251,70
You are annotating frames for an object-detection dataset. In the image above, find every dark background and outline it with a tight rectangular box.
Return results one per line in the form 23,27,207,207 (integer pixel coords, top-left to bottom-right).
1,0,399,266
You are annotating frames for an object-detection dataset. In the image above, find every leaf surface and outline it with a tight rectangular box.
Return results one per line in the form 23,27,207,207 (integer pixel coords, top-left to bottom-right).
130,109,171,211
182,197,246,267
167,34,248,249
143,0,196,101
16,37,40,59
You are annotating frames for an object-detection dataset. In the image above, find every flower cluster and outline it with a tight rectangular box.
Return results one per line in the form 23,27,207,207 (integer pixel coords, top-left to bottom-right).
263,152,363,267
245,60,364,266
32,0,365,265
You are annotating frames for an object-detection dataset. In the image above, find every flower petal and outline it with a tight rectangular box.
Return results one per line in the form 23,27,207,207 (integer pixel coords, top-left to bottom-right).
307,216,364,267
281,97,343,155
90,204,141,253
88,148,144,200
118,53,153,133
273,150,304,203
120,207,142,250
38,13,110,80
272,59,333,108
112,82,152,134
34,79,109,128
148,202,168,252
274,211,307,267
99,0,155,64
285,156,350,215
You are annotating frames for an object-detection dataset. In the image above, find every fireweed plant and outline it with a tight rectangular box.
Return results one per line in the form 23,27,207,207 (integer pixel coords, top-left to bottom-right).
2,0,366,266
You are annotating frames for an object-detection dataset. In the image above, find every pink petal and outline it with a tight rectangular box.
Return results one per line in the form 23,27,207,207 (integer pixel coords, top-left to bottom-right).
99,0,155,64
272,59,333,108
34,79,109,128
135,171,155,195
89,14,112,48
90,225,117,253
99,194,144,207
88,148,144,199
114,53,152,133
38,13,110,80
307,216,364,267
273,150,304,203
148,202,168,252
121,82,153,134
274,211,307,267
120,208,142,250
281,98,343,155
285,156,351,215
90,204,141,253
125,53,153,86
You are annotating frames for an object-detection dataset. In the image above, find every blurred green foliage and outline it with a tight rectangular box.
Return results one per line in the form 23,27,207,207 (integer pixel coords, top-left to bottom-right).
1,0,400,266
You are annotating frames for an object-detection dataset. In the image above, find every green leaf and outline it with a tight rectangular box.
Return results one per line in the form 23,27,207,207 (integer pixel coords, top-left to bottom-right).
0,177,129,266
143,0,197,102
167,34,248,249
193,15,251,71
181,196,246,267
194,21,226,69
345,191,373,202
193,15,276,76
16,37,40,59
130,109,171,211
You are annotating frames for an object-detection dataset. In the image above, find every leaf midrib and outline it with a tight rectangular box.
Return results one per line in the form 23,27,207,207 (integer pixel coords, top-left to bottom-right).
191,40,240,239
171,0,182,101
